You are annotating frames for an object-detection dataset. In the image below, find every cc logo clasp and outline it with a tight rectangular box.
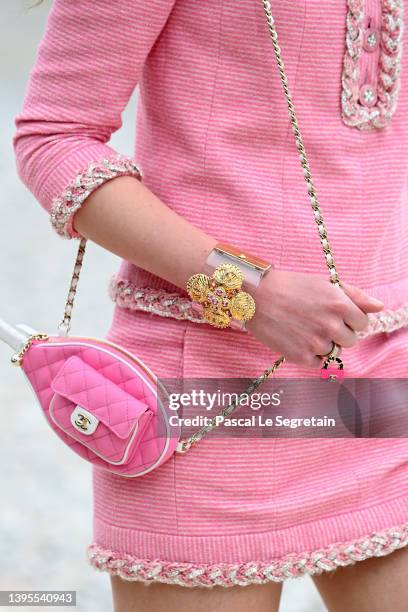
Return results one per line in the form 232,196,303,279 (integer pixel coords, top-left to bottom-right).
74,413,91,431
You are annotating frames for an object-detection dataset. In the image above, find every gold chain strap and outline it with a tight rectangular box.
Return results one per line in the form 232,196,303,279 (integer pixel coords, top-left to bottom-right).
11,333,49,367
177,357,285,452
54,4,343,453
58,237,87,335
262,1,341,286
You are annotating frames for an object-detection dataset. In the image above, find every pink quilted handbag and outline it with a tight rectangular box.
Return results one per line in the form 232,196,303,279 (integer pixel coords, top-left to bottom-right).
0,239,277,478
17,330,180,478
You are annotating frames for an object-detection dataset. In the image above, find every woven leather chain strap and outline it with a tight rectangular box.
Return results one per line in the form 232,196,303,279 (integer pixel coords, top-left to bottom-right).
57,2,343,452
262,1,341,285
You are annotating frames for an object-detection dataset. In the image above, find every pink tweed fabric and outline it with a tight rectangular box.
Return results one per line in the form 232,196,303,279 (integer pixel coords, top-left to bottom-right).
13,0,408,586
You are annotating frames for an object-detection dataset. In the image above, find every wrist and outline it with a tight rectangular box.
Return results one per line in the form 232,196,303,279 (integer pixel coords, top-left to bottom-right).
176,236,218,290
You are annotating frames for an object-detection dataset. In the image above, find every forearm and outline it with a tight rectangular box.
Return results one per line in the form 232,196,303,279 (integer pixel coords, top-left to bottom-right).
72,175,217,290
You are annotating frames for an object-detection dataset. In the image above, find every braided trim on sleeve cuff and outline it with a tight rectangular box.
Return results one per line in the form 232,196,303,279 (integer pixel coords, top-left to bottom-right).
50,154,143,239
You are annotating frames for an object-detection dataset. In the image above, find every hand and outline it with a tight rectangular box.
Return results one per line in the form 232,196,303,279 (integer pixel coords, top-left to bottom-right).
245,270,384,369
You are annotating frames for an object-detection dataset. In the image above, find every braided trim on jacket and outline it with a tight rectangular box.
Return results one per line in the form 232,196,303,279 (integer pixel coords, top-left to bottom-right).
50,154,143,239
87,521,408,587
109,275,408,338
341,0,404,129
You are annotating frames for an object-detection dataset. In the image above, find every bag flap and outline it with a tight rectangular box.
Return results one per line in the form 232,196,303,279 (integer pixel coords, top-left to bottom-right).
50,355,149,439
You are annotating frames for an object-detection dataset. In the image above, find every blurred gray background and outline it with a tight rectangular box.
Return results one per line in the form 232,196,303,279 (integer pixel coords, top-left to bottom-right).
0,2,326,610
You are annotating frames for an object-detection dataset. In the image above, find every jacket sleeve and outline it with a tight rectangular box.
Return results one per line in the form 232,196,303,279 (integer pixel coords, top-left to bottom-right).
12,0,176,239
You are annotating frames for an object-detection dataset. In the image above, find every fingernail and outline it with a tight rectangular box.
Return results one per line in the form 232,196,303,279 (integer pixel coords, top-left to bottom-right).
368,296,384,308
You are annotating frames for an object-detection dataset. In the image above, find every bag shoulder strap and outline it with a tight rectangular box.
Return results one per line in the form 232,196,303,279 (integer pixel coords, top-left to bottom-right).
262,0,341,287
58,238,87,335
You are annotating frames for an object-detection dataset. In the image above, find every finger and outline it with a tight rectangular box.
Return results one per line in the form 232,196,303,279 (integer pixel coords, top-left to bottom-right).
306,355,325,370
332,322,358,348
289,351,323,370
315,340,337,358
334,285,371,331
343,308,369,333
340,281,384,314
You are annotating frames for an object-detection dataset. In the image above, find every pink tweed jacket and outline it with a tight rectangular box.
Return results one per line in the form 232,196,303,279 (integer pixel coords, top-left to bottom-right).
11,0,408,588
13,0,408,338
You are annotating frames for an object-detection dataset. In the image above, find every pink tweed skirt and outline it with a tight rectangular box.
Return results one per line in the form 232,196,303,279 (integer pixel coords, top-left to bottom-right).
86,304,408,587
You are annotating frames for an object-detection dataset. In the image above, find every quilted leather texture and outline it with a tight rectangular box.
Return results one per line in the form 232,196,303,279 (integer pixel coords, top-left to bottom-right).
21,336,180,477
50,355,152,464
